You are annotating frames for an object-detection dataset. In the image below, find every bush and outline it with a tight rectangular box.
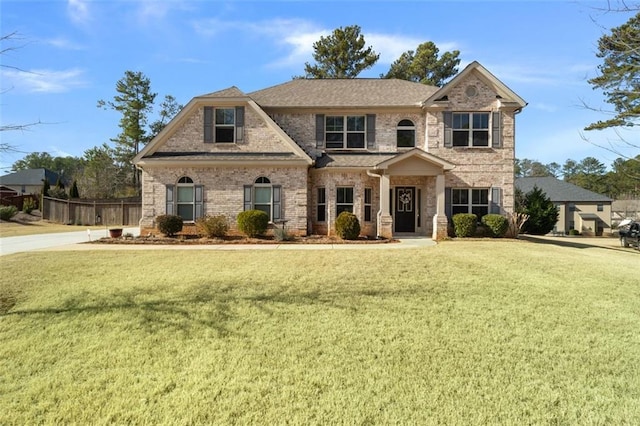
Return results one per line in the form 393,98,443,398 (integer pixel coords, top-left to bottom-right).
481,214,509,238
22,198,36,214
156,214,183,237
196,215,229,238
273,227,293,242
335,211,361,240
519,186,558,235
568,229,580,236
0,205,18,221
237,210,269,238
452,213,477,237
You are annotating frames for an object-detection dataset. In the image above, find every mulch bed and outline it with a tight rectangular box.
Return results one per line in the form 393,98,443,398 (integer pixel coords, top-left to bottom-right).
90,234,398,245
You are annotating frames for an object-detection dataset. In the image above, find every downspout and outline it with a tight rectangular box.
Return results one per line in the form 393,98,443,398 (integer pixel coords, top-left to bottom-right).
367,169,383,239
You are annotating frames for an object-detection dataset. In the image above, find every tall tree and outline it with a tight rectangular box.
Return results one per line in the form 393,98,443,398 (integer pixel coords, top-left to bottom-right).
149,95,183,139
515,158,556,177
303,25,379,79
97,71,156,193
566,157,608,193
75,144,123,199
11,152,82,184
382,41,460,86
519,186,559,235
585,12,640,131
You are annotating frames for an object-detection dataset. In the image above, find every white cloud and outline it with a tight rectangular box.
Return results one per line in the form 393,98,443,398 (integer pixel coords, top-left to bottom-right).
67,0,91,26
45,37,85,50
2,68,88,93
49,146,74,158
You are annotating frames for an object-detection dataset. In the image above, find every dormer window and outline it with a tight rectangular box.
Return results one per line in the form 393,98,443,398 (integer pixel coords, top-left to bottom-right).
397,119,415,148
203,106,245,143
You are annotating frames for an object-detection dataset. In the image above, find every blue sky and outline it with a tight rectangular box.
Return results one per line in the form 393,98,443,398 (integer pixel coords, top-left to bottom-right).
1,0,638,173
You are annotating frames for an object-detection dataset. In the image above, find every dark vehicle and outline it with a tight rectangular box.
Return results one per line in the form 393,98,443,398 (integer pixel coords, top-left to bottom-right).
619,220,640,250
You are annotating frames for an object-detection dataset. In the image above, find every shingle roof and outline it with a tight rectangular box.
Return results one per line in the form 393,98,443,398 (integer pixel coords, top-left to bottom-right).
515,176,612,203
0,168,61,186
315,152,399,169
248,79,438,108
201,86,246,98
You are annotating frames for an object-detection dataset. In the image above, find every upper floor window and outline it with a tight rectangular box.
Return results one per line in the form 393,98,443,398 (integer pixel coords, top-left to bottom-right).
453,113,489,147
397,119,415,148
204,106,245,144
215,108,235,143
326,116,365,149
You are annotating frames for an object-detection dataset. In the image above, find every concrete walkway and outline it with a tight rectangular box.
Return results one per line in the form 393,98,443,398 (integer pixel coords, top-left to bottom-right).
0,227,141,256
0,232,436,255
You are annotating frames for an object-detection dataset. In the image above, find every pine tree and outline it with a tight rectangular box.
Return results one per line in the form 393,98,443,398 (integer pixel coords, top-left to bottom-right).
382,41,460,87
519,186,559,235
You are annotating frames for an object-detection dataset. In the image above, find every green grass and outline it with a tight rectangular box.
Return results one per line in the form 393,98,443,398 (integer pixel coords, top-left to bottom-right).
1,240,639,424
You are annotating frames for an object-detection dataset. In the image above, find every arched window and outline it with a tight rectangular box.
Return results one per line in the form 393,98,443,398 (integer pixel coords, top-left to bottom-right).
397,119,415,148
176,177,195,221
243,176,281,221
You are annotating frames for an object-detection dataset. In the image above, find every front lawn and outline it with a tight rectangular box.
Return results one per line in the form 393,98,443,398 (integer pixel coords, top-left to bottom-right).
1,241,638,424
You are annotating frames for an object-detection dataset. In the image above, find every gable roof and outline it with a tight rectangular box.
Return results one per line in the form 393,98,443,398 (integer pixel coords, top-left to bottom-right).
515,176,612,203
134,95,312,165
249,78,438,108
424,61,527,109
0,168,61,186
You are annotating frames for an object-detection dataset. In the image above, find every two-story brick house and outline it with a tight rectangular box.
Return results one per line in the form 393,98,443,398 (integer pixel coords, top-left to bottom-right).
133,61,526,240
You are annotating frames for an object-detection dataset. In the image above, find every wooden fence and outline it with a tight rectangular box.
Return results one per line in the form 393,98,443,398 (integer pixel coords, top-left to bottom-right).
0,194,39,211
42,197,142,226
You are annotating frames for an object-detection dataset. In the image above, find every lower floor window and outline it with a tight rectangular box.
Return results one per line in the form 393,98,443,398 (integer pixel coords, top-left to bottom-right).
244,177,281,221
317,187,326,222
364,187,372,222
452,188,489,218
167,176,203,222
336,187,354,216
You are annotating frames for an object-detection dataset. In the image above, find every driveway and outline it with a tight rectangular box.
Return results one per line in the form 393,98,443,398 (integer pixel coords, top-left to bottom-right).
0,227,140,256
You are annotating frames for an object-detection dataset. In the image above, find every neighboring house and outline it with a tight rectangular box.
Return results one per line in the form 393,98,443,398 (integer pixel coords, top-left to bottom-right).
612,199,640,224
515,176,613,236
0,168,61,195
134,61,526,240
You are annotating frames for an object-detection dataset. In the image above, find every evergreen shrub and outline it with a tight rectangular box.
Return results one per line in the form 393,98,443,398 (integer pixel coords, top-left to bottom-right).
156,214,183,237
0,206,18,221
481,214,509,237
335,211,361,240
452,213,477,237
237,210,269,238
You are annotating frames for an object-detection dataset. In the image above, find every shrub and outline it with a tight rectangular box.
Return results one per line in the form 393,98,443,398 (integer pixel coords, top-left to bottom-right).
0,205,18,221
519,186,558,235
196,215,229,238
568,229,580,236
156,214,183,237
452,213,477,237
273,227,293,242
481,214,509,238
237,210,269,238
22,198,36,214
335,211,361,240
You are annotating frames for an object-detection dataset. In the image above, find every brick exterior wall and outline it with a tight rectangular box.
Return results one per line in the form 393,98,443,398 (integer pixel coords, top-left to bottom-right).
140,166,308,235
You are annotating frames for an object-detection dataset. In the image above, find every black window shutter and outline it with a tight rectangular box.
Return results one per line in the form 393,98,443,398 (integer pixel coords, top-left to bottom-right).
445,187,452,218
195,185,204,219
316,114,325,148
492,111,501,148
443,112,453,147
243,185,252,211
366,114,376,149
490,187,502,214
272,185,281,221
236,106,245,142
166,185,175,215
204,107,214,143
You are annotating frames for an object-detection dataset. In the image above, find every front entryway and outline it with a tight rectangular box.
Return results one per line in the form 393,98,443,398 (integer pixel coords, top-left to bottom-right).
394,186,415,232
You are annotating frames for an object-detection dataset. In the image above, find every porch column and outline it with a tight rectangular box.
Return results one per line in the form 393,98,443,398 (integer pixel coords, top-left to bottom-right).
379,173,393,238
432,173,448,240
